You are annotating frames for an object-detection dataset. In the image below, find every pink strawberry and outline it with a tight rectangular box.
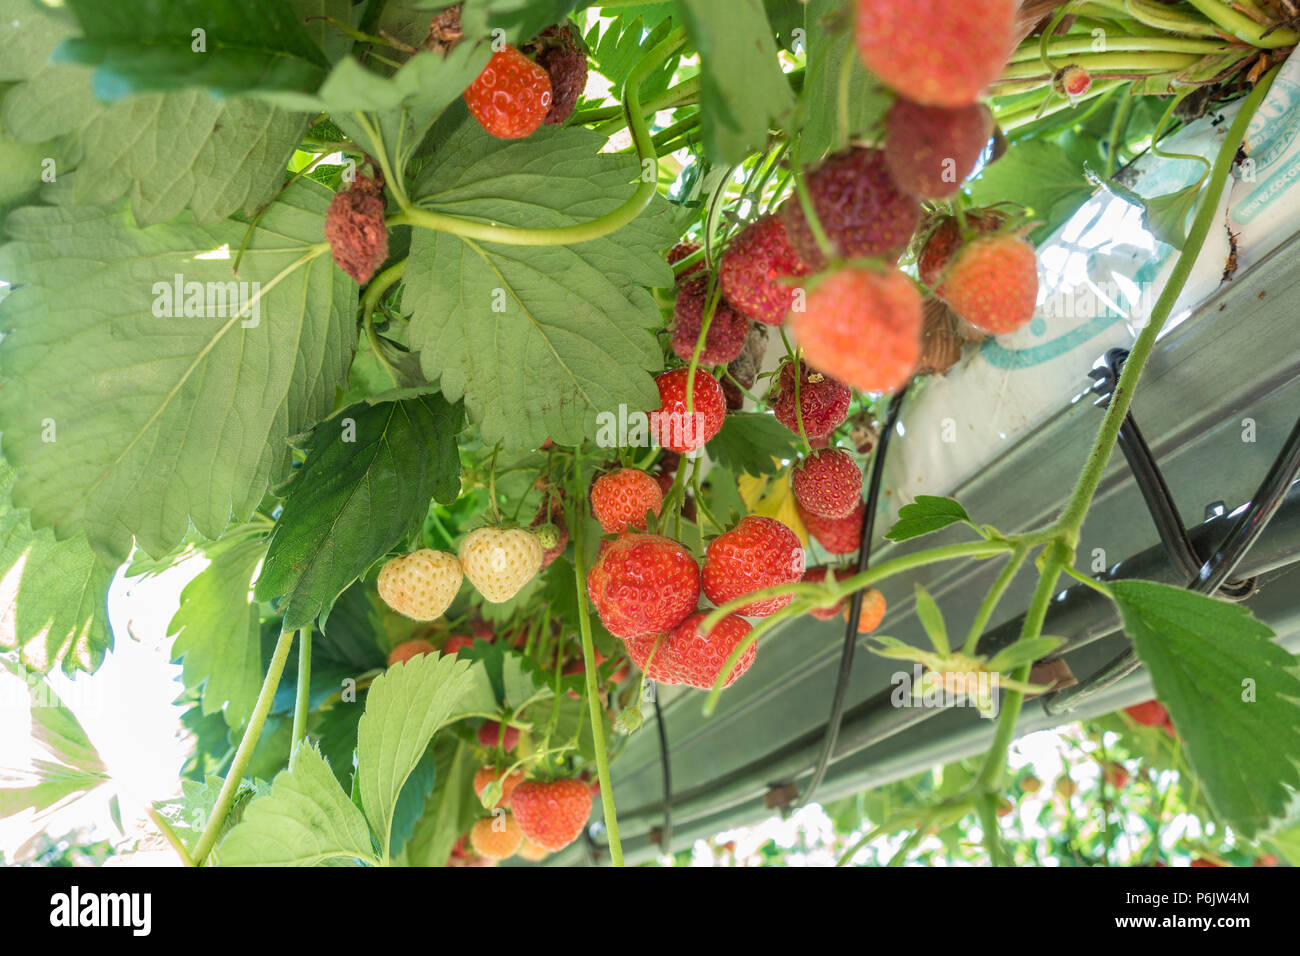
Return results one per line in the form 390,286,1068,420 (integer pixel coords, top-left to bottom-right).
937,235,1038,335
590,468,663,534
789,266,922,394
477,720,520,752
718,215,810,325
587,533,701,638
780,147,919,272
802,566,846,620
627,613,757,689
854,0,1018,107
798,498,864,555
769,360,851,442
672,278,750,366
791,447,862,519
884,99,992,200
511,778,592,851
702,516,805,617
651,369,726,454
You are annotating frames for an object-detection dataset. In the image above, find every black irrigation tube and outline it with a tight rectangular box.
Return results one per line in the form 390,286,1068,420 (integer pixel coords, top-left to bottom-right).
1045,396,1300,714
800,387,908,807
652,692,673,856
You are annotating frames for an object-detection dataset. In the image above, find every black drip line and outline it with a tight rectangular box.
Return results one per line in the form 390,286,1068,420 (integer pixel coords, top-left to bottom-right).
1046,347,1300,713
799,386,909,808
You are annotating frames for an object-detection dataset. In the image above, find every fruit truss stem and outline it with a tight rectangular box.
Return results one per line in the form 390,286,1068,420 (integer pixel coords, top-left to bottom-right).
571,457,625,866
191,625,297,864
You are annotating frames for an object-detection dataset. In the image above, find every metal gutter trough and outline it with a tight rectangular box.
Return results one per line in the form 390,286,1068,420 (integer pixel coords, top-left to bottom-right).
552,228,1300,866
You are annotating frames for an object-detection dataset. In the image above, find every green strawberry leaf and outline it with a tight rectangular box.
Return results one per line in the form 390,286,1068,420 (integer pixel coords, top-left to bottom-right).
456,0,583,47
706,412,800,478
0,179,357,563
0,0,308,226
986,636,1062,673
967,139,1094,243
676,0,798,163
400,736,481,867
913,585,949,656
0,459,113,675
168,528,268,728
801,0,891,159
885,496,973,542
57,0,331,98
404,120,676,449
354,651,483,860
585,11,680,100
1110,580,1300,839
388,747,438,859
254,394,464,630
218,742,378,866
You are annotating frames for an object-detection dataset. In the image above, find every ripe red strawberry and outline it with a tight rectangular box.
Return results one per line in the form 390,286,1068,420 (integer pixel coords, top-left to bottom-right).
917,210,1006,288
884,99,992,200
791,448,862,519
324,174,389,284
511,778,592,851
938,235,1038,335
387,638,437,667
672,278,750,366
656,612,758,689
843,588,886,633
779,148,919,272
587,533,700,638
464,45,553,139
477,720,520,752
473,765,525,809
798,498,864,555
702,516,805,617
667,240,705,280
718,215,810,325
789,266,922,394
652,368,726,454
803,566,846,620
1124,699,1168,727
528,25,587,126
1055,64,1092,98
770,360,851,442
590,468,663,534
854,0,1018,107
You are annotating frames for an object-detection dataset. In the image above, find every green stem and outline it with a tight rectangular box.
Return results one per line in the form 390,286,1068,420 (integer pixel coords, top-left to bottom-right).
292,625,312,749
1183,0,1299,46
1015,35,1230,64
961,544,1028,655
571,459,624,866
998,50,1204,80
700,538,1014,635
191,625,296,865
147,807,196,867
1105,89,1135,177
1054,67,1279,540
974,544,1071,796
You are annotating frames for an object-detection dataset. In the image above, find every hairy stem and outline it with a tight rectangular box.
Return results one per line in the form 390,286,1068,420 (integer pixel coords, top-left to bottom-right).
191,626,296,865
571,460,624,866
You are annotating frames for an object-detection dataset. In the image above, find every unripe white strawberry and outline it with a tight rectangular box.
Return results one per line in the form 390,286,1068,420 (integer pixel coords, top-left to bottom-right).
459,527,544,603
376,549,463,621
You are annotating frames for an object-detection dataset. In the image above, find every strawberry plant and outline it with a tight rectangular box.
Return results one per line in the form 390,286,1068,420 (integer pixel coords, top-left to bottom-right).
2,0,1299,869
